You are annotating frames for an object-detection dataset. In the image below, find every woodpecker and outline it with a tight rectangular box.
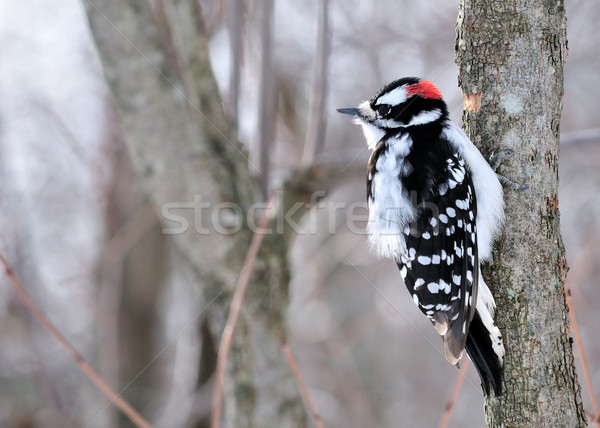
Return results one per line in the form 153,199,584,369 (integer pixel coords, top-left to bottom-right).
338,77,512,396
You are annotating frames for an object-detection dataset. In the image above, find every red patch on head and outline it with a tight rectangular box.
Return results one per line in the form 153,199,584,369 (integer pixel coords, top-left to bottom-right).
406,80,443,100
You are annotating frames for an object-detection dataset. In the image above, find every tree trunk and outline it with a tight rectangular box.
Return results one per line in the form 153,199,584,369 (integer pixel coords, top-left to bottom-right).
456,1,587,427
83,1,313,426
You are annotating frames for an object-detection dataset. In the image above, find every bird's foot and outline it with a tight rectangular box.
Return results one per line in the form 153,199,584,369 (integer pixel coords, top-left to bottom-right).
488,149,529,191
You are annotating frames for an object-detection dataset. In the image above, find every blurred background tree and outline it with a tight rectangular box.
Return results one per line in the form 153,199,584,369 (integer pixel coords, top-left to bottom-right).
0,1,598,427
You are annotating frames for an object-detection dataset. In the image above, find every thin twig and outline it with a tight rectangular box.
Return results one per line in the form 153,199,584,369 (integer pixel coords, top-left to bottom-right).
257,0,275,200
585,410,600,428
564,233,600,427
0,252,152,428
302,0,331,166
437,359,470,428
211,193,275,428
565,289,600,426
227,0,243,126
282,340,326,428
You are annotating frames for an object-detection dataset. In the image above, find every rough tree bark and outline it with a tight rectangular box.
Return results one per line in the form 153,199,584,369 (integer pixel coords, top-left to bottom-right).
456,1,587,427
82,1,333,426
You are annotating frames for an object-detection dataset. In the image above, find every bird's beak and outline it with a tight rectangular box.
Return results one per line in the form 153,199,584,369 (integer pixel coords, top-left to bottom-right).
336,107,359,117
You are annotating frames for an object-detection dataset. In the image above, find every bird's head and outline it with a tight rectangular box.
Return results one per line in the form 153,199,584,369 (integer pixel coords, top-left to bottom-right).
338,77,448,147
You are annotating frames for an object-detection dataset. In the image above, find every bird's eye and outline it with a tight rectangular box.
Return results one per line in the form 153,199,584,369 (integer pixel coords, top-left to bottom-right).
378,105,391,116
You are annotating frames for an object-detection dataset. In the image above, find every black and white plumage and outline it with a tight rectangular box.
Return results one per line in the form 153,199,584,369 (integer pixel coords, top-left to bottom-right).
338,77,505,396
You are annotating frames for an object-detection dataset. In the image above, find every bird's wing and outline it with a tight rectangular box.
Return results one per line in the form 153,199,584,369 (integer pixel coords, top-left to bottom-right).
398,153,478,364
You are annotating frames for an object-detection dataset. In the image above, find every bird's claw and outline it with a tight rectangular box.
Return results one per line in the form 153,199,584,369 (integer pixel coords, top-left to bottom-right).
489,148,514,172
488,148,529,191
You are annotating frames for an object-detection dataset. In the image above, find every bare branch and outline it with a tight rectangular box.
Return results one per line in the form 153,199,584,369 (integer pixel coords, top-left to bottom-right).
211,192,276,428
302,0,331,166
437,360,469,428
564,233,600,427
257,0,276,200
0,252,153,428
566,288,600,428
227,0,243,126
282,341,326,428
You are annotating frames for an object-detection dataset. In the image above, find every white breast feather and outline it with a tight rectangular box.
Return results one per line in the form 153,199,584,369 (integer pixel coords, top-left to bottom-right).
366,134,415,260
356,120,386,150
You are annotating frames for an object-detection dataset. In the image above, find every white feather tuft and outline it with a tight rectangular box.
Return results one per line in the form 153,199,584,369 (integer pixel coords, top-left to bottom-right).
357,120,386,150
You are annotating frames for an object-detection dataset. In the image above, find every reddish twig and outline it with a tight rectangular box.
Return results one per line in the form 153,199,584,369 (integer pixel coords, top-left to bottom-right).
211,194,275,428
437,359,470,428
282,341,325,428
585,410,600,428
564,233,600,427
565,288,600,427
0,252,152,428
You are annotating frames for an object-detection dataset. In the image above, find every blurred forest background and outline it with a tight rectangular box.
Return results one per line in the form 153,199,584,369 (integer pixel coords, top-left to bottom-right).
0,0,599,427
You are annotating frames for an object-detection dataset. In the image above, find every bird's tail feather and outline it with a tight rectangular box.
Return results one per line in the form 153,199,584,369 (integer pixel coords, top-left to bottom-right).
465,310,503,396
